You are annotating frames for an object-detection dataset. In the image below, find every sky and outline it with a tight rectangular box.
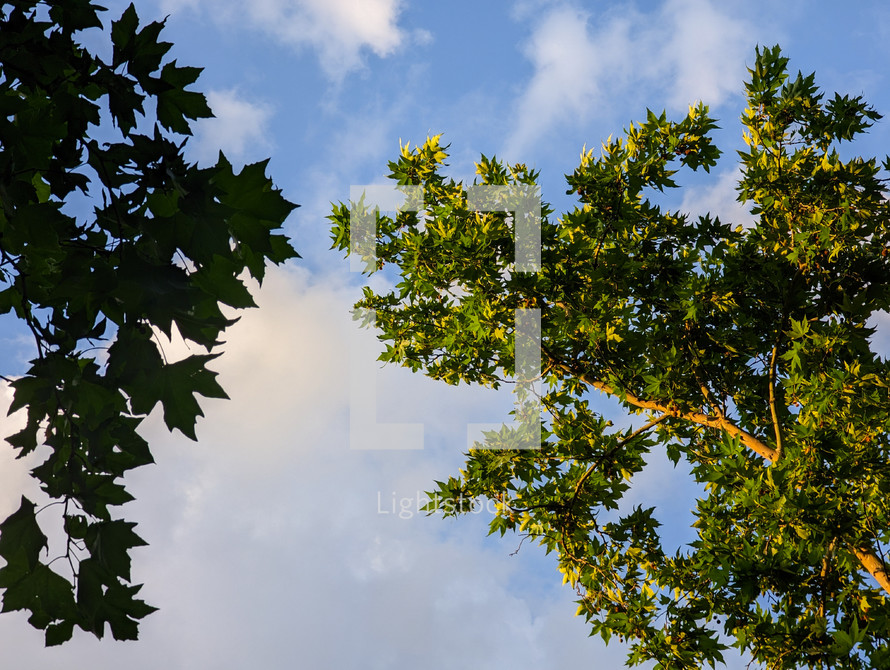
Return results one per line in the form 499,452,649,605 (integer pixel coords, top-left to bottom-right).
1,0,890,668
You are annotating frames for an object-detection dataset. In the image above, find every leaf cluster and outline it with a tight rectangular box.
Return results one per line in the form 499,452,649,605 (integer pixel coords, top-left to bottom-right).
331,46,890,668
0,0,298,644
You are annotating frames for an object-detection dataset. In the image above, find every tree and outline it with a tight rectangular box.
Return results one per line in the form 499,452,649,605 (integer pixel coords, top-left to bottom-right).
330,46,890,669
0,0,297,645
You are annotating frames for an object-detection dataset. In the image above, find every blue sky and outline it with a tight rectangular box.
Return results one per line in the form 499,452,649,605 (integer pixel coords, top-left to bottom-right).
1,1,890,668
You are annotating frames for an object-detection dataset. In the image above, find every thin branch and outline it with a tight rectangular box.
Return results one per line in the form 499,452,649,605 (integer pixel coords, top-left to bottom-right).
768,341,783,461
699,382,726,421
509,533,533,556
818,538,837,618
35,500,67,515
569,414,669,513
770,275,798,462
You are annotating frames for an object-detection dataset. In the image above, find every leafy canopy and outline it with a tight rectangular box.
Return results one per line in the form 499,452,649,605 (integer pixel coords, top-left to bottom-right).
331,46,890,669
0,0,297,645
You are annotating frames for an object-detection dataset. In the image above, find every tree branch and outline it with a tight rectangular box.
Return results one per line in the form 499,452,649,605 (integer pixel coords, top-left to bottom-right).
542,347,779,462
768,341,783,461
542,346,890,597
852,546,890,595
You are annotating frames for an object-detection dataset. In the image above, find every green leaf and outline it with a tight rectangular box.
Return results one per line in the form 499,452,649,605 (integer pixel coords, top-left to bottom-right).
329,43,890,670
111,4,139,69
158,354,229,440
0,0,297,645
155,61,212,134
86,520,148,581
192,255,257,309
45,620,75,647
0,498,47,572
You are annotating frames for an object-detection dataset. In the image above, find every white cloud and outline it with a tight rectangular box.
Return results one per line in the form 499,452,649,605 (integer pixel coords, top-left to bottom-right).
255,0,405,76
659,0,751,109
192,89,274,164
504,0,754,157
0,383,41,521
0,192,756,670
504,6,632,158
679,168,756,229
163,0,411,80
868,310,890,360
0,264,643,668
